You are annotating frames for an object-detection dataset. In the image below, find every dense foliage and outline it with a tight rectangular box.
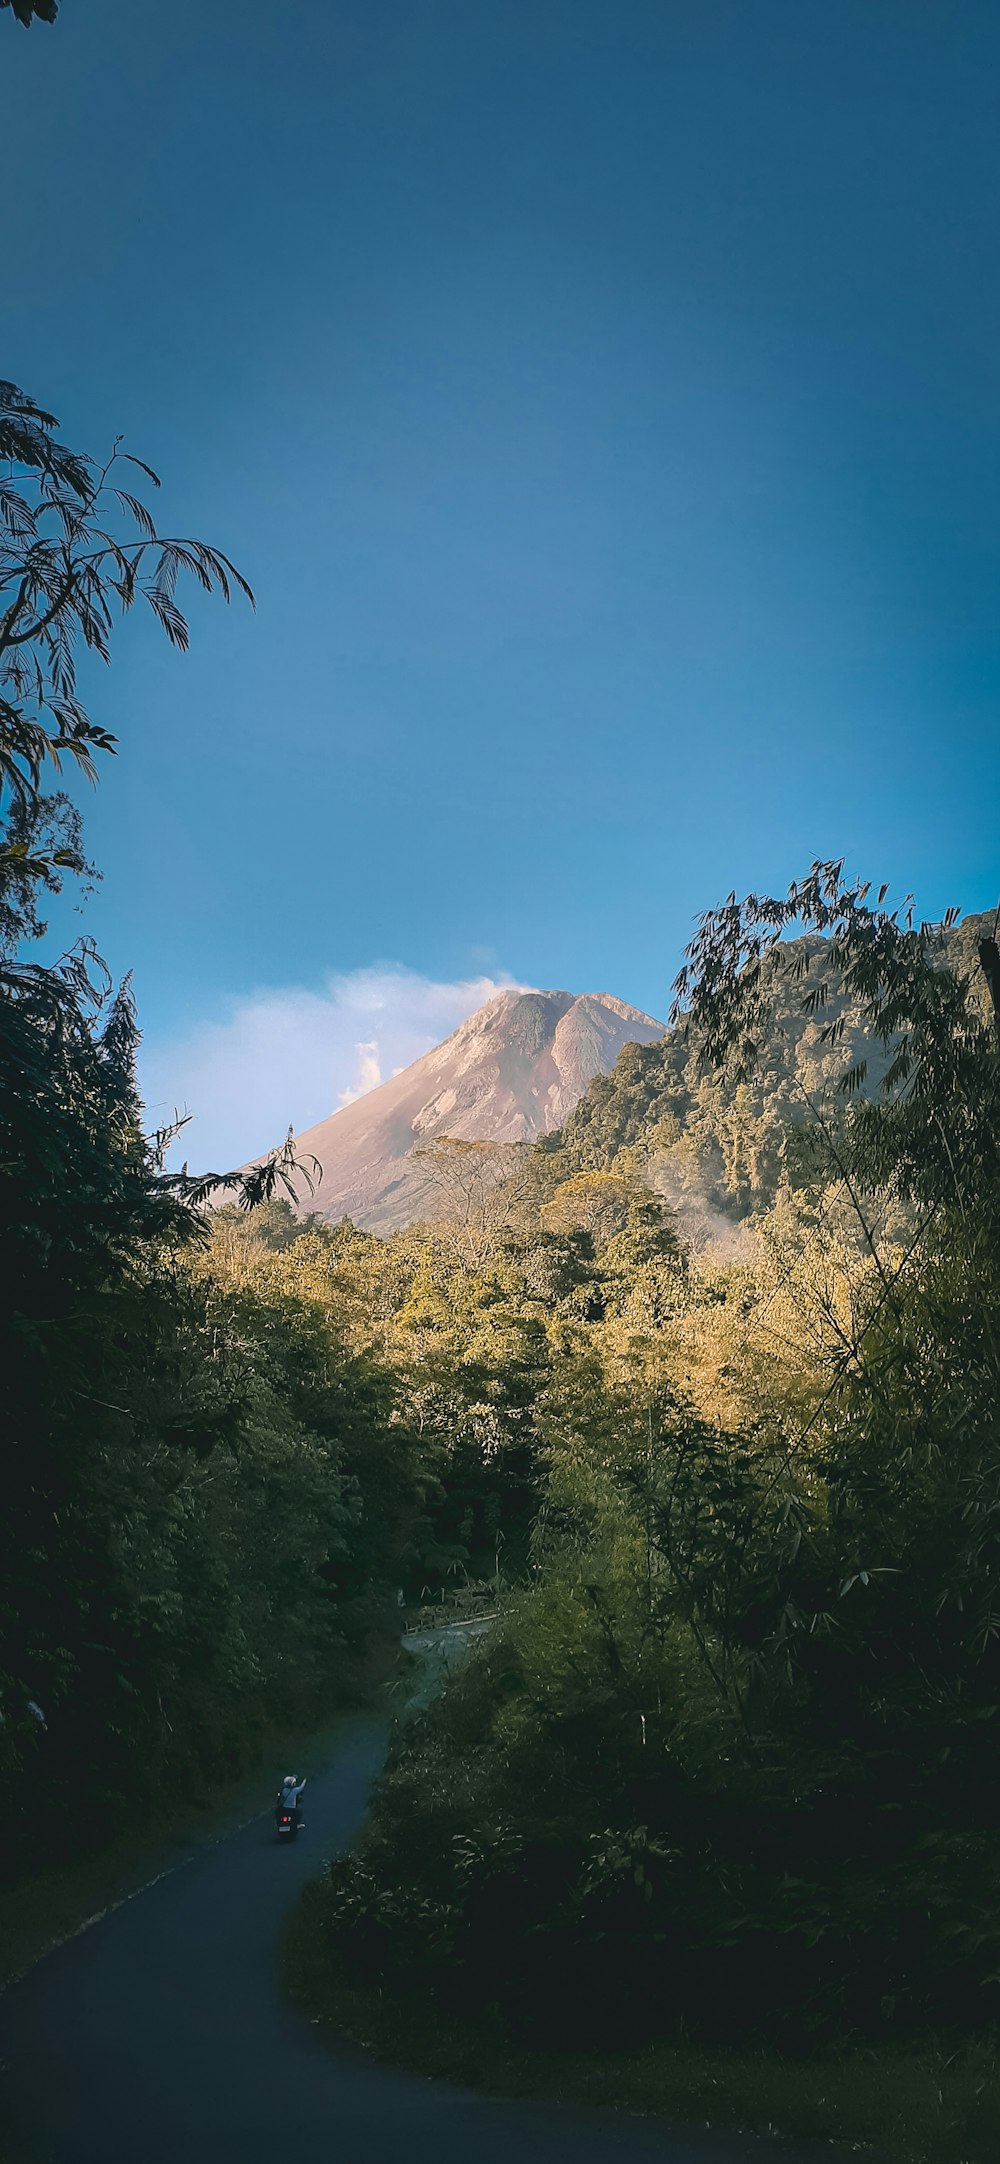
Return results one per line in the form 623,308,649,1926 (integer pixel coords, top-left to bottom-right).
1,1052,405,1859
309,872,1000,2054
553,912,987,1238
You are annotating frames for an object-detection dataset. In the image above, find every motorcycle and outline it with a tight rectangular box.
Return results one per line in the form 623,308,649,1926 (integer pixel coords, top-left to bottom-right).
275,1778,306,1839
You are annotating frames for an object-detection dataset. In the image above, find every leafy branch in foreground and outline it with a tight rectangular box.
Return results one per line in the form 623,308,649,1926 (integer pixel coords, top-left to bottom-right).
1,0,56,24
0,379,253,927
157,1121,323,1216
0,377,318,1210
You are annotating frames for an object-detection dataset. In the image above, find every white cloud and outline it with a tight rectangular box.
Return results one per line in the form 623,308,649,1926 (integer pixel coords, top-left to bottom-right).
139,964,520,1173
337,1040,382,1107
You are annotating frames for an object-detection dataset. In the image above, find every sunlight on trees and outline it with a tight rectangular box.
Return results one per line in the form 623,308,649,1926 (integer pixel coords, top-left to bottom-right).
304,869,1000,2055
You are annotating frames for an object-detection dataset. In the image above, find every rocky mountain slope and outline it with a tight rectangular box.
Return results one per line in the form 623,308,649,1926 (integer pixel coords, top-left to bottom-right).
285,989,664,1231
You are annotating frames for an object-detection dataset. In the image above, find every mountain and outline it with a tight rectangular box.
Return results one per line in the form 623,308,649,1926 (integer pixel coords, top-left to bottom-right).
283,989,665,1231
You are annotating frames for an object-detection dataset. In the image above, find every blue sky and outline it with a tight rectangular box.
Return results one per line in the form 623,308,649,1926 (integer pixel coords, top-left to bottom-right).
6,0,999,1162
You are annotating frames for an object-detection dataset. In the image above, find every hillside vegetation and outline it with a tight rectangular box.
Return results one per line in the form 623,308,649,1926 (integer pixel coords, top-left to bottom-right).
295,871,1000,2143
552,911,990,1239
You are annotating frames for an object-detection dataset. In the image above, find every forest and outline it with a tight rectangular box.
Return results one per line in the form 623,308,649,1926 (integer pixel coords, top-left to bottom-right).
3,377,1000,2119
301,886,1000,2061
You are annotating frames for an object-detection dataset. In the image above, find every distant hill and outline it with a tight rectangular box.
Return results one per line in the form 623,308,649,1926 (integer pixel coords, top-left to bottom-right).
279,989,665,1231
552,913,995,1247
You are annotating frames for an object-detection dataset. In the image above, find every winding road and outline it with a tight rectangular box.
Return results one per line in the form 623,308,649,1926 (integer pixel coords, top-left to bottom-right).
1,1656,827,2164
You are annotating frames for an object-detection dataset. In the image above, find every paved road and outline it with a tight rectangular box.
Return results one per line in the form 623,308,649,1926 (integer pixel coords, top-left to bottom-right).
0,1680,828,2164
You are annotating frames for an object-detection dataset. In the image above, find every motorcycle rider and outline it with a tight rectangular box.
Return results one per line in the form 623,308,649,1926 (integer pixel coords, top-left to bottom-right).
275,1772,306,1830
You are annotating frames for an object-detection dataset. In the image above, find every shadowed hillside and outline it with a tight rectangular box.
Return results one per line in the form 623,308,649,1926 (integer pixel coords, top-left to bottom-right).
550,912,995,1246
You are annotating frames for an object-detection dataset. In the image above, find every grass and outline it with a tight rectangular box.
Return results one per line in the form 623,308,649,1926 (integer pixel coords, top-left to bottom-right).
283,1883,1000,2163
